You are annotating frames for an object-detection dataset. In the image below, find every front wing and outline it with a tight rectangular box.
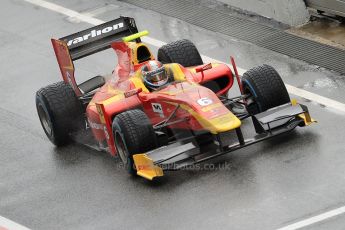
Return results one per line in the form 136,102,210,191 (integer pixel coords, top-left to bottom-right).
133,102,316,180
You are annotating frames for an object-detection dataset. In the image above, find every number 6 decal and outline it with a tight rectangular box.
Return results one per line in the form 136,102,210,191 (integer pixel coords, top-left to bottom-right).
197,97,213,106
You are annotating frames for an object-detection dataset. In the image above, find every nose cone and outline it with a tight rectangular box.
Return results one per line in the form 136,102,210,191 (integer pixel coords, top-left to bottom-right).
194,110,242,134
156,82,242,133
180,95,242,134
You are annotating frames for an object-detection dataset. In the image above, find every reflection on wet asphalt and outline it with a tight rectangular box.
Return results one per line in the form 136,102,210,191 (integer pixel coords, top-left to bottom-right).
1,0,345,229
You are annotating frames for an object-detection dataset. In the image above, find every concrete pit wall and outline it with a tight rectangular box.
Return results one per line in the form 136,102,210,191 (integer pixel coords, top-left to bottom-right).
217,0,310,26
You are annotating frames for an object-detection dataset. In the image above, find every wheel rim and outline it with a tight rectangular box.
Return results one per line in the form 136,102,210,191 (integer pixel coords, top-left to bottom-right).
243,86,260,114
115,133,129,165
38,104,53,137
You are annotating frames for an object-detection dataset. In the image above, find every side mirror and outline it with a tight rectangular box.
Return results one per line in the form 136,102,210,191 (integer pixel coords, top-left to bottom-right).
124,88,142,98
195,63,212,73
195,63,212,83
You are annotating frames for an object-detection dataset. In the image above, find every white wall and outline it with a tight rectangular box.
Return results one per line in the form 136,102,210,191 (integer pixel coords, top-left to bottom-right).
218,0,310,26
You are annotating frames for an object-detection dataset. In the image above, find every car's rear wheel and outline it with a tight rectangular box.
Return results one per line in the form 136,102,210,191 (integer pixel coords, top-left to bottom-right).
242,65,290,115
157,39,203,67
36,81,85,146
112,109,157,175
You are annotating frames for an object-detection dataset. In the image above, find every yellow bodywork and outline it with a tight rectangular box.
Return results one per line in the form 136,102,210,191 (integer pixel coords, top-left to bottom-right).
167,63,187,81
122,30,149,42
292,99,317,126
298,113,317,126
127,42,155,66
179,104,242,134
133,154,164,180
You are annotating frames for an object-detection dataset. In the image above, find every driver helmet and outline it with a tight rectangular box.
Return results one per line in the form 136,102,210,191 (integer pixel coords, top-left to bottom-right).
142,60,169,90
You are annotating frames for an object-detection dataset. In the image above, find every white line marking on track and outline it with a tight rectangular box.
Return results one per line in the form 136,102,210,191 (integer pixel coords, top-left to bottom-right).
0,215,31,230
276,206,345,230
24,0,345,114
24,0,104,25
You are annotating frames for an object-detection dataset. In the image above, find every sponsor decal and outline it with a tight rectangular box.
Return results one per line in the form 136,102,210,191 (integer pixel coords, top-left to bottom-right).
96,104,106,124
66,22,124,46
65,71,76,91
152,103,164,117
88,119,109,140
197,97,213,106
143,66,165,78
88,119,103,130
104,126,110,140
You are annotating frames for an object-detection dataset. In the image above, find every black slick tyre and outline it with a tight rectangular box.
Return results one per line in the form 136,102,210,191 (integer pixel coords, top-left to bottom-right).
157,39,203,67
242,65,290,115
36,81,84,146
112,109,157,175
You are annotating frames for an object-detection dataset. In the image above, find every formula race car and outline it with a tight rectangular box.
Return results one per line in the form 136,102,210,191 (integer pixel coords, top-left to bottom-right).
36,17,315,180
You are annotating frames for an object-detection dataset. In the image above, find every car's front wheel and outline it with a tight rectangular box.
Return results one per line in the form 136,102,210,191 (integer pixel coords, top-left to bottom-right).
112,109,157,175
241,65,290,115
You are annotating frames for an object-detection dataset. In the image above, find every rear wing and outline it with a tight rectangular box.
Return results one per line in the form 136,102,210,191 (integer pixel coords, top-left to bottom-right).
59,16,139,60
51,17,139,96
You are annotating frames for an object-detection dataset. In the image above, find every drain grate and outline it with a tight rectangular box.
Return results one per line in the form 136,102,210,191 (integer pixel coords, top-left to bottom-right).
120,0,345,75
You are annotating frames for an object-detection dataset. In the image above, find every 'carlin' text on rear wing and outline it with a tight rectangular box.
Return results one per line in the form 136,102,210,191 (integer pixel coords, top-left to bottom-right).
51,17,139,96
59,16,138,60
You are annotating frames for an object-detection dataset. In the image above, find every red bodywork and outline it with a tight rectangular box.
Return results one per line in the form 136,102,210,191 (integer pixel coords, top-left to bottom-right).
52,39,235,156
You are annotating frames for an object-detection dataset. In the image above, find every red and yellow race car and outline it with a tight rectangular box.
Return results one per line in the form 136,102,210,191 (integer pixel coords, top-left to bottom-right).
36,17,315,180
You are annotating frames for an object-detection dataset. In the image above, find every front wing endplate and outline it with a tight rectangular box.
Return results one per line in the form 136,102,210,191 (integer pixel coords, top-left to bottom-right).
133,154,164,180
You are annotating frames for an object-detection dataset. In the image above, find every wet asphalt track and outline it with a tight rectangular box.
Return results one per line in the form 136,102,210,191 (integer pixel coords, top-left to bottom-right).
1,0,345,229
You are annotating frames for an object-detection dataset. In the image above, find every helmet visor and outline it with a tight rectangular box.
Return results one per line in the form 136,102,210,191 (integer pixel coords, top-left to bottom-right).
143,66,166,84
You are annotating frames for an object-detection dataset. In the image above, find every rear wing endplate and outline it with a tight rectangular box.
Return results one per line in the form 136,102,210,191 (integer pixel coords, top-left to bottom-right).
51,17,139,96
